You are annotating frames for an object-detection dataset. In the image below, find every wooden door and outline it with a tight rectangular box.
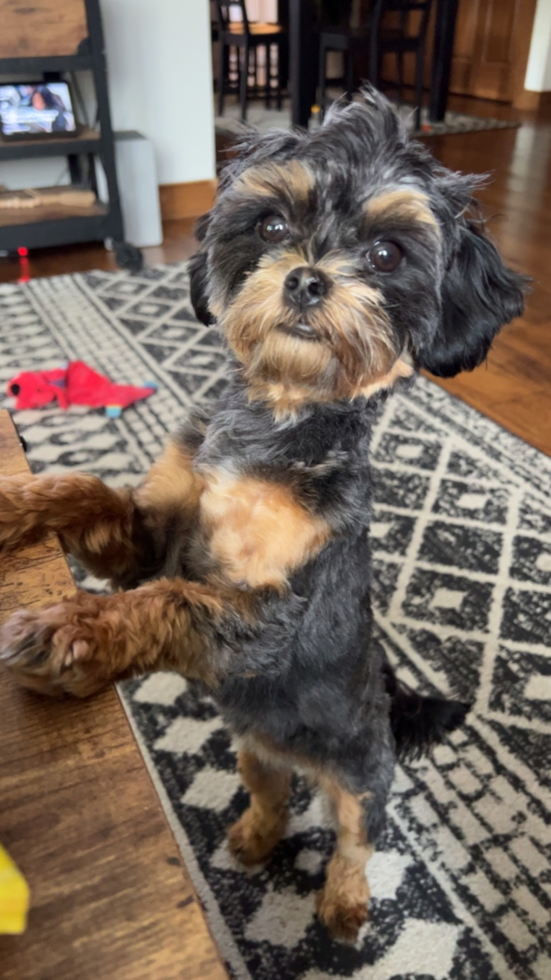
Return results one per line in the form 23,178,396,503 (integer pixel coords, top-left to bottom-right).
450,0,533,102
379,0,537,106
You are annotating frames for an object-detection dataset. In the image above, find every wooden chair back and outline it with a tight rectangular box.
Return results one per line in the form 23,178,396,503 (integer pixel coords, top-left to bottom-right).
215,0,250,36
371,0,433,41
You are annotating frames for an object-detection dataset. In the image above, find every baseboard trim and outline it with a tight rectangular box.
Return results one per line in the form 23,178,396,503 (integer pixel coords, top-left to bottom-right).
159,179,217,221
513,89,551,111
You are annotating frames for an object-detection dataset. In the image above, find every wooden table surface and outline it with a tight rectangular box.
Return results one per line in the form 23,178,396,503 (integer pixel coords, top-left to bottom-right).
0,410,228,980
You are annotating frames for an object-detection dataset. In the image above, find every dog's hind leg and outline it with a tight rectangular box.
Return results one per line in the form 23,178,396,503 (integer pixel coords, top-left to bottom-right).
227,747,292,866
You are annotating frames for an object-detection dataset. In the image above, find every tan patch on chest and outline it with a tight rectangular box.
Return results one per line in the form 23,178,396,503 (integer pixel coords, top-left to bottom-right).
136,440,204,517
199,469,331,589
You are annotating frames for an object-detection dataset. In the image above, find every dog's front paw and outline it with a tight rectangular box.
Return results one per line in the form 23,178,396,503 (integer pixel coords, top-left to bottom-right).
0,601,110,698
227,806,287,866
316,887,369,943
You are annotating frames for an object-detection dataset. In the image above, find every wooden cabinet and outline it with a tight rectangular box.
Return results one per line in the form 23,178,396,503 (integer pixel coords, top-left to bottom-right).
0,0,88,59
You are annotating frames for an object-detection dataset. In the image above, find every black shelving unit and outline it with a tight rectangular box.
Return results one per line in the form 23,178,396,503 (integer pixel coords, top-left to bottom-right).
0,0,142,271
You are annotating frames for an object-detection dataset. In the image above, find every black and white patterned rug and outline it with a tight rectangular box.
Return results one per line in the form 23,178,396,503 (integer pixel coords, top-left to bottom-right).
1,265,550,980
217,99,521,138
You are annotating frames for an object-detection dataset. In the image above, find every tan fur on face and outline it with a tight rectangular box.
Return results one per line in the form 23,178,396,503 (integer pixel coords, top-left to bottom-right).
199,467,331,589
220,249,398,415
235,160,315,204
366,187,439,230
209,163,315,321
314,251,398,382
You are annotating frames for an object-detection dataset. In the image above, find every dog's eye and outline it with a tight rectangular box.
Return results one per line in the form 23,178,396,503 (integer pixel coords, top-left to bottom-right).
258,214,289,244
368,241,403,273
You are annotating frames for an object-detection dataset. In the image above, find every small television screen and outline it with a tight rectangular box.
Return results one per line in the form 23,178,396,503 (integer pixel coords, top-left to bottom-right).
0,82,77,139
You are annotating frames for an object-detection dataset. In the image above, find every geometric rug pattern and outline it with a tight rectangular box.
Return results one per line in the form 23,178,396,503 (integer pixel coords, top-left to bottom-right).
217,100,521,138
0,264,549,980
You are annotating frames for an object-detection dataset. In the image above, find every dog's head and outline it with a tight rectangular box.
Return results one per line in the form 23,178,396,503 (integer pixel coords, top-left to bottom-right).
190,88,525,414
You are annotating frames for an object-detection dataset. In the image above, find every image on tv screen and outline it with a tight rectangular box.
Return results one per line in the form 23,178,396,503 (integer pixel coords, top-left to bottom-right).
0,83,76,137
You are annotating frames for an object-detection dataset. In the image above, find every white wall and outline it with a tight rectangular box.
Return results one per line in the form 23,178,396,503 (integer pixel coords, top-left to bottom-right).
101,0,215,185
0,0,215,190
524,0,551,92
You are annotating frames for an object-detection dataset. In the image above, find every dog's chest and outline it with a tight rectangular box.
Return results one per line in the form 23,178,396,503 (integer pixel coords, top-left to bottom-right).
197,466,331,589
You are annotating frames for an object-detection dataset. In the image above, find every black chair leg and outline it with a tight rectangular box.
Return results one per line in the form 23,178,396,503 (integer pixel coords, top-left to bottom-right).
217,38,225,116
266,45,271,108
397,50,404,102
277,41,283,110
414,41,425,132
345,47,354,102
250,47,256,97
319,40,327,118
240,42,249,121
368,30,379,88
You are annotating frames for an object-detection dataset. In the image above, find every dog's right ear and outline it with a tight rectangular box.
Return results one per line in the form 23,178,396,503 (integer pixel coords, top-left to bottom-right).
189,213,215,326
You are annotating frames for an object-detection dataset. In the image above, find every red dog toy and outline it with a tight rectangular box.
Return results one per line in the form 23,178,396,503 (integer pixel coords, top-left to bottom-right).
7,361,157,417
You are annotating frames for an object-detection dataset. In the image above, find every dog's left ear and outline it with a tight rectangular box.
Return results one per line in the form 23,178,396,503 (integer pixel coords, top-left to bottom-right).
417,221,526,378
189,213,215,326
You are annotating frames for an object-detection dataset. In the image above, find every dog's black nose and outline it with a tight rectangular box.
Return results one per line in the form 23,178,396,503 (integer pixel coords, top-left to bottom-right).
284,267,329,309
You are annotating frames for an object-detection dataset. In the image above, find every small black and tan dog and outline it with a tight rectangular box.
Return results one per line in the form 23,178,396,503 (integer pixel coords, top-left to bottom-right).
0,90,524,940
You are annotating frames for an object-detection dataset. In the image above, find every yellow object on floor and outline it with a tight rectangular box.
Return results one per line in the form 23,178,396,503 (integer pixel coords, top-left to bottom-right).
0,845,30,934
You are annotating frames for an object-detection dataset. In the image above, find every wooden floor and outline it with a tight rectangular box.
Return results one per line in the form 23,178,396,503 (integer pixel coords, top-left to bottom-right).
1,94,550,455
